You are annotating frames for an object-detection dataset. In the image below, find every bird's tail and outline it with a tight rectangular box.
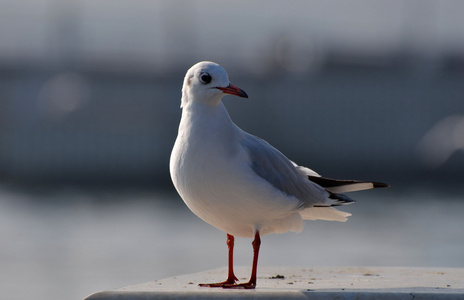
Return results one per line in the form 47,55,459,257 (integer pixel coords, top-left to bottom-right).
299,207,351,222
307,175,389,194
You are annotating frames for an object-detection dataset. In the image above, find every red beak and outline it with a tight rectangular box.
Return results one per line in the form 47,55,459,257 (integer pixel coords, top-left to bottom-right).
217,84,248,98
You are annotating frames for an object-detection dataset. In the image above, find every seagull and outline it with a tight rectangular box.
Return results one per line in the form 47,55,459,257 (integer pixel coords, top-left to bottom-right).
170,61,388,289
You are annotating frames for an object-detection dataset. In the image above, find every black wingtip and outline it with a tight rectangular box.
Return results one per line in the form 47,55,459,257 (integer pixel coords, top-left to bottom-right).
308,175,390,189
373,182,390,188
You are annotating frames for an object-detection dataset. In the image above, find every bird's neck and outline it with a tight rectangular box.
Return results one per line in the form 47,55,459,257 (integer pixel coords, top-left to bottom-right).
178,101,240,146
181,100,232,127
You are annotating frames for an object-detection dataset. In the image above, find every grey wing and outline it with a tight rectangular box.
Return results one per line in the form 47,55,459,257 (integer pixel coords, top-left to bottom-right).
240,134,334,208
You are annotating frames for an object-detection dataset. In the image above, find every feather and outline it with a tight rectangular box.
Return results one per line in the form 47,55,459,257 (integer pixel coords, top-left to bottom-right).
299,207,351,222
308,175,389,193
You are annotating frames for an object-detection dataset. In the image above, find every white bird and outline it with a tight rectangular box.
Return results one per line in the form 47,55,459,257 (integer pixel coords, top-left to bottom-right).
170,61,388,289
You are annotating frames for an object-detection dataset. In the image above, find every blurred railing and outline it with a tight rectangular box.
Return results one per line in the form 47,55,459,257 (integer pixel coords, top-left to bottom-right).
1,55,463,187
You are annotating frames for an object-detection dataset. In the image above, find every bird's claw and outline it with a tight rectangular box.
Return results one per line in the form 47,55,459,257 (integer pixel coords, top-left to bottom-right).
221,282,256,289
199,280,256,289
198,279,237,288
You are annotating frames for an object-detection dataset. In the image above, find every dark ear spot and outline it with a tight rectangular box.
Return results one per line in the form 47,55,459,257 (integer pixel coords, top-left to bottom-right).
186,77,192,86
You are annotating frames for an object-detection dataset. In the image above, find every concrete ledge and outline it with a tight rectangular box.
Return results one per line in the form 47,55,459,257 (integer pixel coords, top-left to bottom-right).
85,266,464,299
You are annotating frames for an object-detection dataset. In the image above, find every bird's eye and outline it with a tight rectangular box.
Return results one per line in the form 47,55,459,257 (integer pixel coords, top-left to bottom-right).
199,72,212,84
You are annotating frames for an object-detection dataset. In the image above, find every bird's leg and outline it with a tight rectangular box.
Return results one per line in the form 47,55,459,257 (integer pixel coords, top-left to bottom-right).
222,231,261,289
199,234,238,287
225,234,239,283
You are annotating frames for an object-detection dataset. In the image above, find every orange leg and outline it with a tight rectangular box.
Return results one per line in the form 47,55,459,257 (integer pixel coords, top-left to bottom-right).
222,231,261,289
199,234,238,287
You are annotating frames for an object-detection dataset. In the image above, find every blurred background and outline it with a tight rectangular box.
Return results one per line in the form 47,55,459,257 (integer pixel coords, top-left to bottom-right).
0,1,463,299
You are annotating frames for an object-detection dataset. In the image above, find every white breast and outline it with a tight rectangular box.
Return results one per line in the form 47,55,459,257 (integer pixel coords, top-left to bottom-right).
170,102,304,238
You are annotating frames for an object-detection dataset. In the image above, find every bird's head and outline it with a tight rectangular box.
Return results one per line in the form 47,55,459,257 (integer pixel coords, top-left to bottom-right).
181,61,248,107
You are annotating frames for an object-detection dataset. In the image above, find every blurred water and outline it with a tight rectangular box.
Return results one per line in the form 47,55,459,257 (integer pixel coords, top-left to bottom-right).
0,185,463,300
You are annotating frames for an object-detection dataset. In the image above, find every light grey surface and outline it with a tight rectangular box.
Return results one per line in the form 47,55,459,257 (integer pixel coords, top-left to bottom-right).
85,266,464,299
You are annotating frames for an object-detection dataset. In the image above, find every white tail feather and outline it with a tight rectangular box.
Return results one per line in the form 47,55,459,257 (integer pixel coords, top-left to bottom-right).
326,182,374,193
294,164,321,177
299,207,351,222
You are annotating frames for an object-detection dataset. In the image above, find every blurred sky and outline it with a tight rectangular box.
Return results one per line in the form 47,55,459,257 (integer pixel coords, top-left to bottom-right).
1,0,464,71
